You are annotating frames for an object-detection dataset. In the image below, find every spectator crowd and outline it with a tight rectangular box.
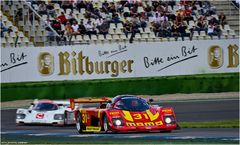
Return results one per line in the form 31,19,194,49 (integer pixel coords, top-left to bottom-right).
24,0,230,44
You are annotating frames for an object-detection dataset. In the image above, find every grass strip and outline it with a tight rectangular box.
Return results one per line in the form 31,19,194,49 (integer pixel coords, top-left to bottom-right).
179,120,239,128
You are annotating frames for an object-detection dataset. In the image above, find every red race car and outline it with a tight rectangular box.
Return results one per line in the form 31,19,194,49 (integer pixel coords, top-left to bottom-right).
70,95,179,133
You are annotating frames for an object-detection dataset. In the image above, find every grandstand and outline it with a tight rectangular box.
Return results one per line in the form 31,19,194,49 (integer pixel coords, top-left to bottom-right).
0,0,239,48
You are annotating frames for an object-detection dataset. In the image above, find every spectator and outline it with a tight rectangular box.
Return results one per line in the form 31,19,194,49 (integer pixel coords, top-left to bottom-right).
102,0,109,13
15,8,23,22
85,20,97,39
139,16,148,31
129,22,140,43
195,16,207,35
46,3,56,17
152,12,161,25
61,0,73,12
78,21,86,35
171,20,179,40
98,19,109,38
57,12,68,25
65,22,74,45
1,22,12,37
159,19,171,37
76,0,86,12
112,13,123,26
123,20,132,38
56,31,67,46
72,21,80,36
178,22,189,41
96,16,104,30
207,23,221,39
38,1,47,15
67,11,77,25
160,13,168,22
183,6,193,24
218,12,227,29
45,17,55,41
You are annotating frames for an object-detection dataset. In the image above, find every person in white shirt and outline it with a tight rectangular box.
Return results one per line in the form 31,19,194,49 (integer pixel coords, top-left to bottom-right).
96,17,103,30
85,20,97,39
72,21,80,35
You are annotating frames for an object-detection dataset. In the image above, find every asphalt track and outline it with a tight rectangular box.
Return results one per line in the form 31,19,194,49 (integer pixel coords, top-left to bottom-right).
1,99,239,143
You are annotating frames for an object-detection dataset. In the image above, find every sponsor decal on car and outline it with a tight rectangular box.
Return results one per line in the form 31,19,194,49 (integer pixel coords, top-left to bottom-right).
36,113,44,119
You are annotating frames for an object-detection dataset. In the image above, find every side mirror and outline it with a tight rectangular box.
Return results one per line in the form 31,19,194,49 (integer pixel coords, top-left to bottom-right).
149,98,154,103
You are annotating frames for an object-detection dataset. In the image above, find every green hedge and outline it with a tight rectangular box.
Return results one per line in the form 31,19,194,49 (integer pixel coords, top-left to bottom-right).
1,73,239,102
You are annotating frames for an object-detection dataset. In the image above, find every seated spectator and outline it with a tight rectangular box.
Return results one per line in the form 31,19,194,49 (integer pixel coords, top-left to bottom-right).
175,13,184,24
160,13,169,22
38,1,47,15
56,31,67,46
207,24,221,39
195,16,207,35
171,20,179,40
152,12,161,25
152,20,161,36
139,16,148,31
123,20,132,38
67,11,77,25
178,22,189,41
85,1,94,12
51,19,62,34
96,16,104,30
116,1,124,14
85,20,97,39
159,19,171,37
61,0,73,12
144,3,153,17
209,16,219,26
109,2,116,13
183,6,193,24
78,21,86,35
76,0,86,12
72,21,80,36
46,3,56,18
57,12,68,25
45,17,55,41
65,22,74,45
129,22,140,43
1,22,12,37
98,19,109,38
112,13,123,26
102,0,109,13
218,12,227,29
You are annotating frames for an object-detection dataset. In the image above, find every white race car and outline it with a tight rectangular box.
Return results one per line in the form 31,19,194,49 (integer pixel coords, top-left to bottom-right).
16,99,75,126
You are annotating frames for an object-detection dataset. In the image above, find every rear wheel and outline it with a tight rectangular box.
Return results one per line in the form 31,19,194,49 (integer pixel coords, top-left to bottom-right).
76,112,83,133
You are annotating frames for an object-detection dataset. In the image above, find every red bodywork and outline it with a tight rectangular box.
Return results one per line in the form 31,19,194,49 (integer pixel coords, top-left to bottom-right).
71,96,177,133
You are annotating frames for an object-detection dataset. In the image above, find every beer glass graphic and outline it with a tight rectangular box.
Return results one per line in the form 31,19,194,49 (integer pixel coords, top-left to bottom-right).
208,45,223,69
38,52,54,75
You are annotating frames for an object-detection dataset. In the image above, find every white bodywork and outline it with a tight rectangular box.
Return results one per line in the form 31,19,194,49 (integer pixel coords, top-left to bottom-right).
16,100,75,126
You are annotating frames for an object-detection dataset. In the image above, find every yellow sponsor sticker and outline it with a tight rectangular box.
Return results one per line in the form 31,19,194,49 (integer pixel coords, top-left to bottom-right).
85,126,101,132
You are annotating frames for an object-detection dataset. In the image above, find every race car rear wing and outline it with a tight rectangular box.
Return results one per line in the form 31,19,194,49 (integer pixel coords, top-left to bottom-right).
70,97,111,110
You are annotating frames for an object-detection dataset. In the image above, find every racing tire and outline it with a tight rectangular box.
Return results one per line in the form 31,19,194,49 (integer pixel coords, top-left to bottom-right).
64,112,68,125
103,115,110,133
76,112,83,133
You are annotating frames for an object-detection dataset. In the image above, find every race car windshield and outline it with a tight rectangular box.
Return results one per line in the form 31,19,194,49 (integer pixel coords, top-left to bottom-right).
115,97,150,111
33,103,58,111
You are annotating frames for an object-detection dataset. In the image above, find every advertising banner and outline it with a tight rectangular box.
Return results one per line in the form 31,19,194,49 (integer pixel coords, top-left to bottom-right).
1,39,239,83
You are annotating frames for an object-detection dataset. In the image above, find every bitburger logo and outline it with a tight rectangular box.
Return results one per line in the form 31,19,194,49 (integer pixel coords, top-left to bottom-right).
208,45,223,69
38,52,54,75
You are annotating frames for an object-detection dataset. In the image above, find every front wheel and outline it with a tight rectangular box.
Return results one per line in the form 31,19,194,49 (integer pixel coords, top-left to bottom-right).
103,115,110,133
76,112,83,133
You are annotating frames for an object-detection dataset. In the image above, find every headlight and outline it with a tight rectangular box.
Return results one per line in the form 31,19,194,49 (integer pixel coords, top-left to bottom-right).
16,114,25,119
54,114,64,120
165,117,172,124
112,118,123,126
